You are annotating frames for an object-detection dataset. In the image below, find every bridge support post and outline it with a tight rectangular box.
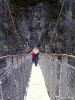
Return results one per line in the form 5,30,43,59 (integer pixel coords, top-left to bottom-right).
12,56,20,100
6,57,13,100
17,56,24,100
50,56,58,100
59,56,68,100
0,80,3,100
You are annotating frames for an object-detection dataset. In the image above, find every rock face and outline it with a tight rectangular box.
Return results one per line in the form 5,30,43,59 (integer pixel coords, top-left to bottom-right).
0,0,75,55
0,0,8,56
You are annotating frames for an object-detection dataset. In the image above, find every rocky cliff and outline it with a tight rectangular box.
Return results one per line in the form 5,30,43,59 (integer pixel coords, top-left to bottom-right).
0,0,75,56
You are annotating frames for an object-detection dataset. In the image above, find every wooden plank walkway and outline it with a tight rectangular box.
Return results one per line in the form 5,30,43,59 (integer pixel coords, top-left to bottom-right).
24,64,50,100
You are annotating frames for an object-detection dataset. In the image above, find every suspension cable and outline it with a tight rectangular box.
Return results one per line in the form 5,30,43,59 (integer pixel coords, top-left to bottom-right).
4,0,22,48
50,0,65,42
4,0,21,43
5,0,17,32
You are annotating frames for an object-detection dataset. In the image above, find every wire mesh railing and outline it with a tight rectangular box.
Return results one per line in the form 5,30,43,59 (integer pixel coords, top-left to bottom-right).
39,53,75,100
0,53,75,100
0,54,32,100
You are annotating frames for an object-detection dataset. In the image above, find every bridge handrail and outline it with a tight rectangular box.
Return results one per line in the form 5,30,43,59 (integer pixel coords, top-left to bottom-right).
40,53,75,58
0,53,29,59
0,53,75,59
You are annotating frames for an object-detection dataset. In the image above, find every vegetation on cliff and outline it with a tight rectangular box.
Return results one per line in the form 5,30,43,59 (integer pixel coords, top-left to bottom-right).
9,0,59,7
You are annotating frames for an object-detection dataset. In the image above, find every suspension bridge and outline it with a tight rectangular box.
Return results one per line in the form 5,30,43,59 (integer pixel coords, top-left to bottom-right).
0,0,75,100
0,53,75,100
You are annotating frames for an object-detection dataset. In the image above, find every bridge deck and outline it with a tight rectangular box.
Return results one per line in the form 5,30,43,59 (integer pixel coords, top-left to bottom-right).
24,64,50,100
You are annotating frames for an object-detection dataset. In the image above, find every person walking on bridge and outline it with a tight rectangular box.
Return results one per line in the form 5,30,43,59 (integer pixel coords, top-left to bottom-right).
30,45,40,66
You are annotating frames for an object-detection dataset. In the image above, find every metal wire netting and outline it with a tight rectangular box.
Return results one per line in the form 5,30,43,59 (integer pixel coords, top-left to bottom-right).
39,54,75,100
0,54,75,100
0,54,32,100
